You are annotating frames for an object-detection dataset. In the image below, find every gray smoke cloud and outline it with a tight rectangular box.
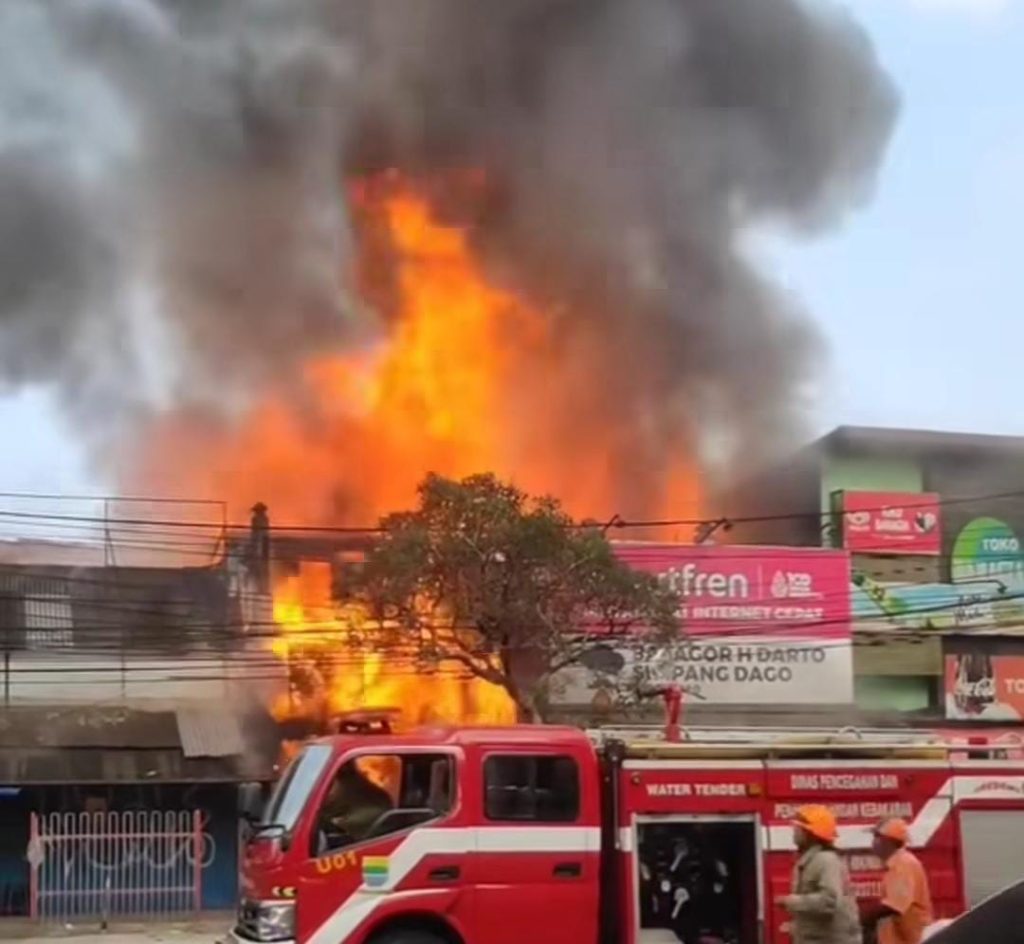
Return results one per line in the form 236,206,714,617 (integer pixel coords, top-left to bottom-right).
0,0,896,509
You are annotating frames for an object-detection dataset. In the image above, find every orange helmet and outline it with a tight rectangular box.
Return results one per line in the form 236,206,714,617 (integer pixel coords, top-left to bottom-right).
793,805,838,844
874,818,910,845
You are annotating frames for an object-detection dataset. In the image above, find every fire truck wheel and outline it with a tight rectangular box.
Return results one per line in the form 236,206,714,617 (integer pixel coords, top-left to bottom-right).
370,929,447,944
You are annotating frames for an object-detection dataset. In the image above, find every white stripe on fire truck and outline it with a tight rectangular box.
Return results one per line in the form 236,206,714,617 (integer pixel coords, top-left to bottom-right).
763,775,1024,851
950,775,1024,803
305,826,599,944
308,889,449,944
764,809,948,852
307,773,1024,943
618,775,1024,853
767,759,951,770
623,760,764,770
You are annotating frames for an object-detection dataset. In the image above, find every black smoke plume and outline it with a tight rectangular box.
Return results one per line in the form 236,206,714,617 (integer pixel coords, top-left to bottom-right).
0,0,896,513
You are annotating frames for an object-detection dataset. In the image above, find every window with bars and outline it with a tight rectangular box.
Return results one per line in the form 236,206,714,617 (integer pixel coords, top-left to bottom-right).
0,576,74,651
24,590,74,649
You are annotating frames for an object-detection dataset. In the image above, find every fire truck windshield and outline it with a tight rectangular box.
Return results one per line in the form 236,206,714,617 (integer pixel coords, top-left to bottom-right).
261,744,332,832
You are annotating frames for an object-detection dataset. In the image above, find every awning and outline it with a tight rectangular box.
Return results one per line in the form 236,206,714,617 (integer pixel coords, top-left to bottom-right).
0,748,259,784
0,704,280,784
0,706,180,749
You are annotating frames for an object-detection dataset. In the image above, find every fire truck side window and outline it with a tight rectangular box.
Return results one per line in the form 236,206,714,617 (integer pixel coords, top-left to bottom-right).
312,752,454,856
483,755,580,822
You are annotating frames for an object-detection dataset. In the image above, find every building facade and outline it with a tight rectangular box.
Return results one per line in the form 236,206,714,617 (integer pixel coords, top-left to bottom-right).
0,534,283,918
724,426,1024,723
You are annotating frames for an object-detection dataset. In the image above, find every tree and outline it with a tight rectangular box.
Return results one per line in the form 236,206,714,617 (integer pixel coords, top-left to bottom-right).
339,472,680,720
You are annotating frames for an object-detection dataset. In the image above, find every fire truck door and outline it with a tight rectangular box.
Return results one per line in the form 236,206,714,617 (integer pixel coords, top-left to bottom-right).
295,751,471,944
470,752,600,944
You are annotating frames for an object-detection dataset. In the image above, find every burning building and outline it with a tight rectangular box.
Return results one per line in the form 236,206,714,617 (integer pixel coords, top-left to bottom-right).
228,511,521,734
0,1,896,728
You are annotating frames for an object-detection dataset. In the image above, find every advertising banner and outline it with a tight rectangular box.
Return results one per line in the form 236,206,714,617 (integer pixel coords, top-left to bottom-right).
945,651,1024,721
851,574,1024,632
551,544,853,706
613,543,851,639
839,491,941,555
951,517,1024,591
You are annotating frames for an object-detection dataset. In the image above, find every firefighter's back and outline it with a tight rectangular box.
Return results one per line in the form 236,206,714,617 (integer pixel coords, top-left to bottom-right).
789,845,863,944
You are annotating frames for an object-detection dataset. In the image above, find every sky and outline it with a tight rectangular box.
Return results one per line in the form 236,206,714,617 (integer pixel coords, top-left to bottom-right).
772,0,1024,435
0,0,1022,495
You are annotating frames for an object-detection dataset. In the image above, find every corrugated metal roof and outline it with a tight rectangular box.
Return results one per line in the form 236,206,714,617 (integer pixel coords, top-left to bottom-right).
176,707,245,758
0,748,269,784
0,704,282,784
0,707,180,749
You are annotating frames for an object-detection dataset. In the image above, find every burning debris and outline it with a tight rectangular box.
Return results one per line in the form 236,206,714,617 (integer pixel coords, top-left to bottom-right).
0,1,896,726
270,558,518,730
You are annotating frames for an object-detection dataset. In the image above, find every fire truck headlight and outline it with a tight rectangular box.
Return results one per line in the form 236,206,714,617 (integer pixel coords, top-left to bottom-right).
255,902,295,942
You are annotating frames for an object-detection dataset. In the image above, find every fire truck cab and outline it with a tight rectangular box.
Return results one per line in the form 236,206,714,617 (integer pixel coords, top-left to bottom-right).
233,721,1024,944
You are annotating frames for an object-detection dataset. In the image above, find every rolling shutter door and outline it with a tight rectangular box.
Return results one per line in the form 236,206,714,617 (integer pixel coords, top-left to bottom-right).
960,811,1024,906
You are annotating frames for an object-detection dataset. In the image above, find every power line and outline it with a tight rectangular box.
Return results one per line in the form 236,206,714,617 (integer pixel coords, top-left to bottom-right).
0,485,1022,537
0,629,981,686
0,488,1022,687
0,589,998,639
0,556,1007,630
5,585,1024,674
611,488,1024,532
0,551,1020,634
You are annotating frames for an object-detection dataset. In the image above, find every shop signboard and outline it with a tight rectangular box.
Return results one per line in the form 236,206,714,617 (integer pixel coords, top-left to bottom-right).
851,575,1024,632
852,517,1024,634
945,649,1024,722
552,544,853,706
951,517,1024,592
839,491,941,555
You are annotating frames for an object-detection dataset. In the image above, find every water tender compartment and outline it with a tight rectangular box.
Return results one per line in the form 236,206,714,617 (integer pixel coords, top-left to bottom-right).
635,817,761,944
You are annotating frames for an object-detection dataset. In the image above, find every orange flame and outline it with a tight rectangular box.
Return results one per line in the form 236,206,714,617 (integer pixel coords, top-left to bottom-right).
137,172,701,729
272,560,516,728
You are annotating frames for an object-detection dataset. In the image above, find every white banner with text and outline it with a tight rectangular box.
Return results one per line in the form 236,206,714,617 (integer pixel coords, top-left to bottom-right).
551,634,853,706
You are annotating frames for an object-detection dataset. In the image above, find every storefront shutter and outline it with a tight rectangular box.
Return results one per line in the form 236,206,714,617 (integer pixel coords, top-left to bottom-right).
960,810,1024,906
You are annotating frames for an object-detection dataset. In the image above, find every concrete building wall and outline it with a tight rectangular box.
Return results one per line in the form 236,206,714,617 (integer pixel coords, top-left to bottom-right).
820,454,925,514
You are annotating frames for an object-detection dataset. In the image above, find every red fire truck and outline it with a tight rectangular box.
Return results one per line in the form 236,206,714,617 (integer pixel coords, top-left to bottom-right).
231,717,1024,944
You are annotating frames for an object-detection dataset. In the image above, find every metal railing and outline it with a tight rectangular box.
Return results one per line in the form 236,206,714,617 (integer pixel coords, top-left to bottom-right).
29,811,203,923
588,724,1024,759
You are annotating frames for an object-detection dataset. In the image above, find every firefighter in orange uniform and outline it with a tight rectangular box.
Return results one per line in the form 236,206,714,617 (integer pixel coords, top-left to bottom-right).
779,805,862,944
863,819,934,944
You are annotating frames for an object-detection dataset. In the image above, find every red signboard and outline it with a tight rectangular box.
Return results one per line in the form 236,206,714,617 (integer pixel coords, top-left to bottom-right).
556,544,854,705
840,491,941,555
613,543,851,640
945,652,1024,722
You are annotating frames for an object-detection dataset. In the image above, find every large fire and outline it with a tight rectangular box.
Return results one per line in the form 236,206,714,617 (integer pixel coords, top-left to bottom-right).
271,560,517,729
143,173,701,526
262,174,573,728
140,172,700,728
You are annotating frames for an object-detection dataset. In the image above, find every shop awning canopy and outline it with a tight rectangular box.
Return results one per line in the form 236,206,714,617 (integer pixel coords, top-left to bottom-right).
0,748,259,784
0,705,280,785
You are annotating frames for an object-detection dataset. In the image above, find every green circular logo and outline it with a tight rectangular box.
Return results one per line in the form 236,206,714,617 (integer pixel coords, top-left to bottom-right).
952,517,1024,590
